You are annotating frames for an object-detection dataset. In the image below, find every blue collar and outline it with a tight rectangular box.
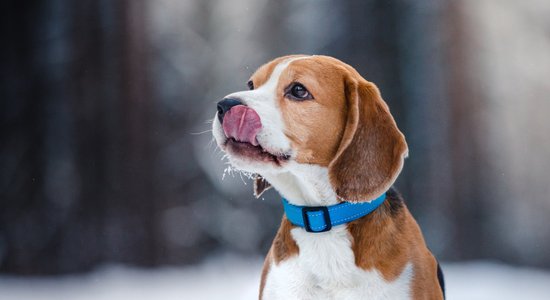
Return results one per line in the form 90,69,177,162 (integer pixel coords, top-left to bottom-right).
282,193,386,233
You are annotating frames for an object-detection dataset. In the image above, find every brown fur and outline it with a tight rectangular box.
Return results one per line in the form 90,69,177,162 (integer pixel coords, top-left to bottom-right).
258,249,272,299
277,57,349,165
270,217,299,264
249,55,307,89
250,56,350,166
349,193,443,299
258,217,299,299
329,73,408,202
247,56,440,299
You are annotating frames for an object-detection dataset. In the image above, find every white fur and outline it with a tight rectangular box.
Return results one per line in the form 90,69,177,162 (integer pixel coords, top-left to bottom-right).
213,58,414,299
262,163,338,206
263,226,413,300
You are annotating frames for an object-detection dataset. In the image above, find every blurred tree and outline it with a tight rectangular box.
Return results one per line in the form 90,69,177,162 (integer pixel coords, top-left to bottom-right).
0,0,163,274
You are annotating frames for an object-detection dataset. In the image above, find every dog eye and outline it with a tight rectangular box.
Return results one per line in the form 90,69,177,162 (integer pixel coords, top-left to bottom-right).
285,83,313,100
247,80,254,90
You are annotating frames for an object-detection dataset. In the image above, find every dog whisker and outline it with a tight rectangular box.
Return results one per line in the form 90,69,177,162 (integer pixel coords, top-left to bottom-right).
190,129,212,135
207,137,217,150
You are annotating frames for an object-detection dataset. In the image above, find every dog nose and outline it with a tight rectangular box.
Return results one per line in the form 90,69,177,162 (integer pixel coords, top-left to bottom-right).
217,98,242,123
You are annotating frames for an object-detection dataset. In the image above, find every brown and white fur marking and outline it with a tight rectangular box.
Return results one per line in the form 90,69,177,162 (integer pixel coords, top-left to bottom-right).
212,55,444,300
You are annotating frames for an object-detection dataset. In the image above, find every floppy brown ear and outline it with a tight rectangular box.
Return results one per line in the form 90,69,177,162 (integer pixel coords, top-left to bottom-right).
328,77,408,202
253,174,272,198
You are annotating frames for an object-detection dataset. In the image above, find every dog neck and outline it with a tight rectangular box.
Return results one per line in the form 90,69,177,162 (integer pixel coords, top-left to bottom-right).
260,163,399,233
261,163,397,226
261,163,340,207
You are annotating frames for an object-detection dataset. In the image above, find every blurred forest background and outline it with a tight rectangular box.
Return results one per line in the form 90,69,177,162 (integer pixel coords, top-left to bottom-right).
1,0,550,276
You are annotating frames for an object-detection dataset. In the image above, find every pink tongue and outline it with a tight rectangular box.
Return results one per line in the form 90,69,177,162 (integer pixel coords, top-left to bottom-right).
222,105,262,146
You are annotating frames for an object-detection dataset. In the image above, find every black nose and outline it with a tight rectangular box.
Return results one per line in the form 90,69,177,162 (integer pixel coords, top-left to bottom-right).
217,98,242,123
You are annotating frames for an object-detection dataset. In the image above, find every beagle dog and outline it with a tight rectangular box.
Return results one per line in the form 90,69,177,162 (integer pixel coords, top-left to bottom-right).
212,55,445,300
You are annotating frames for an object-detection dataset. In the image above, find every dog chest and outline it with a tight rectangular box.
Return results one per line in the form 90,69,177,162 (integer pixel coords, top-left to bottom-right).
262,226,413,300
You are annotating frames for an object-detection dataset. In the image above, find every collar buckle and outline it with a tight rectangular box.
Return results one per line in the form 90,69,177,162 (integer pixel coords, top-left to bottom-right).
301,206,332,233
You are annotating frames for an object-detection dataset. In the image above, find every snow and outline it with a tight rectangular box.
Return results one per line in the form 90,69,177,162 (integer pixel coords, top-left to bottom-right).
1,254,549,300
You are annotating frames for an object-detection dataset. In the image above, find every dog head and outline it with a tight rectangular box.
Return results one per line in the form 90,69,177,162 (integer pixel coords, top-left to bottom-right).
212,55,408,202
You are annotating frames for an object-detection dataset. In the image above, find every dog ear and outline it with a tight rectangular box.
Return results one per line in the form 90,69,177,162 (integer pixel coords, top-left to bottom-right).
328,77,408,202
253,174,272,198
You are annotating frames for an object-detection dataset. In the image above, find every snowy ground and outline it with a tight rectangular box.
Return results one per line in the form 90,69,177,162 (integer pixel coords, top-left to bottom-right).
1,254,550,300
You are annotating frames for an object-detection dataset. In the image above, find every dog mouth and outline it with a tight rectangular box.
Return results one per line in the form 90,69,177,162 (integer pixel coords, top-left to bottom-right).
219,104,290,166
224,138,290,166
